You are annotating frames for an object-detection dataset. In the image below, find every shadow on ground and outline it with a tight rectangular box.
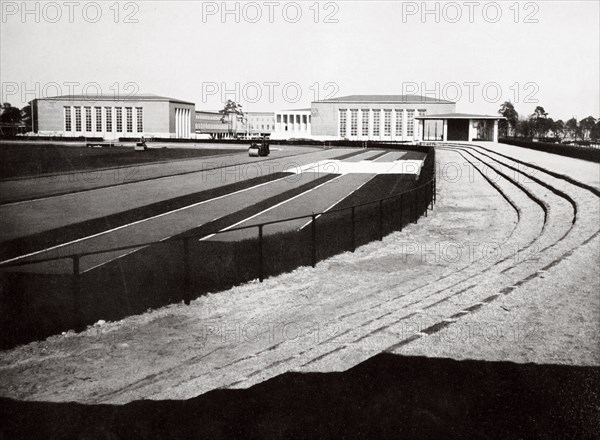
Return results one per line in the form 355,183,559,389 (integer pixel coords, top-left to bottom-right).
2,353,598,439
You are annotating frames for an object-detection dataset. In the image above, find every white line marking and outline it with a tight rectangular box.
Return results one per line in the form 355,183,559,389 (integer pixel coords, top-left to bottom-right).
200,174,344,241
299,177,374,230
81,247,145,273
296,152,412,229
80,228,183,273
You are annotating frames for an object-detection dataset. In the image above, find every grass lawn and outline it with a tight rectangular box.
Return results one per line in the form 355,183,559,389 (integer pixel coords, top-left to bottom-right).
0,143,246,179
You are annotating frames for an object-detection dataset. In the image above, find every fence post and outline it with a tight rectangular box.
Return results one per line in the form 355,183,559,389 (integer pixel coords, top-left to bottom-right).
399,193,404,231
183,238,191,305
414,190,418,223
72,255,81,329
258,225,264,282
378,199,383,241
429,180,434,210
311,214,317,268
351,206,356,252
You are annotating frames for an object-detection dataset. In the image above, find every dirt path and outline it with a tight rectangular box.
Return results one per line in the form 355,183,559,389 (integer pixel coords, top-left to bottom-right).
0,145,598,404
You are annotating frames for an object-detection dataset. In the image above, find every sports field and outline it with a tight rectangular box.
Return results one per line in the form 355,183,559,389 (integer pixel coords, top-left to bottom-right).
0,144,428,347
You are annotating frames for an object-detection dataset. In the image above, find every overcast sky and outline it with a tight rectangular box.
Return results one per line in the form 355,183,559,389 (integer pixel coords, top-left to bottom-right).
1,1,598,120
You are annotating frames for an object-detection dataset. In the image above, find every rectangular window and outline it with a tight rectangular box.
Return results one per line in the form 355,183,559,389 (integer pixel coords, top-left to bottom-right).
116,107,123,132
85,107,92,132
136,107,143,132
417,110,426,138
350,109,358,136
406,110,415,136
384,110,391,136
395,110,403,137
373,110,381,136
95,107,102,132
339,109,347,137
126,107,133,133
64,107,72,132
75,107,81,132
105,107,112,132
362,110,369,136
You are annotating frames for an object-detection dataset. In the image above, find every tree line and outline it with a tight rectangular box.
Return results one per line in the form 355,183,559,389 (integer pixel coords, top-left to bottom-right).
0,103,32,135
498,101,600,144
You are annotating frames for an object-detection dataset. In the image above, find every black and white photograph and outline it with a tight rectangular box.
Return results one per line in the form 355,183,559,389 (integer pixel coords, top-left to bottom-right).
0,1,599,438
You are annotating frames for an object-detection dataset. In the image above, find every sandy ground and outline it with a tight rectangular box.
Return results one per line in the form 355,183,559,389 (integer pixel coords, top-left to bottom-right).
0,144,598,404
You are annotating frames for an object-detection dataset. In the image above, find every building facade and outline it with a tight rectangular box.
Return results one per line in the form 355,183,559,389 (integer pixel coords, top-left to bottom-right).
195,111,229,139
272,109,312,139
30,92,501,142
196,111,275,139
416,113,502,142
245,112,275,138
310,95,456,142
32,94,195,139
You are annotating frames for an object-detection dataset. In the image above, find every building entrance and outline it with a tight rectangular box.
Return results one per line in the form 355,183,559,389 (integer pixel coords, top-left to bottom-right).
447,119,469,141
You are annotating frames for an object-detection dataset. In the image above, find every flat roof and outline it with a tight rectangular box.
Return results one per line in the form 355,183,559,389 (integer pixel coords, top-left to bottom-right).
313,95,454,104
34,93,195,105
416,112,504,120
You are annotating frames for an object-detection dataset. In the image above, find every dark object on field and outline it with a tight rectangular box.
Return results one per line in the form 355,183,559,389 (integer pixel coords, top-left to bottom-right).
135,137,148,151
248,138,270,157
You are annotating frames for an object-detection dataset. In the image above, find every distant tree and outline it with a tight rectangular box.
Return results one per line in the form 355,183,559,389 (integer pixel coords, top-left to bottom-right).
21,104,32,132
547,118,557,140
553,120,565,140
579,116,597,140
516,118,533,138
219,100,245,138
0,103,22,123
565,117,580,140
498,101,518,137
534,116,552,138
591,121,600,142
531,106,548,119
